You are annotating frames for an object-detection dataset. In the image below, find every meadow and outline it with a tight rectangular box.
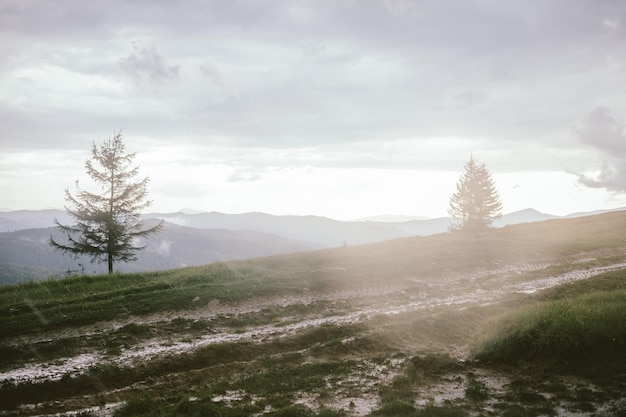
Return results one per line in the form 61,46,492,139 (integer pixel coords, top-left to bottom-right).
1,212,626,416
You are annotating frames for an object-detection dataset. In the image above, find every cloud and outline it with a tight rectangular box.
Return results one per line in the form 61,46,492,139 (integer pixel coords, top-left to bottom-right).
3,0,624,154
576,107,626,156
227,171,262,182
119,43,179,85
381,0,416,16
198,62,223,86
2,1,626,195
156,239,173,257
575,107,626,192
603,18,620,30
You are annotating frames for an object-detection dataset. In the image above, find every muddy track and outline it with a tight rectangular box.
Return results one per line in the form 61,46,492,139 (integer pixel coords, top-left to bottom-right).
4,250,616,348
3,254,626,386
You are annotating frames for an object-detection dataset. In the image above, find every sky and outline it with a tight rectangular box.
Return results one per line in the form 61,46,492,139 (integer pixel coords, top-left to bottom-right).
1,0,626,221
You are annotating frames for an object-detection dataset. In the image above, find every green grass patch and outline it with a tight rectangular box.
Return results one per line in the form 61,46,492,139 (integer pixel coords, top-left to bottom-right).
0,262,316,339
475,271,626,374
537,269,626,300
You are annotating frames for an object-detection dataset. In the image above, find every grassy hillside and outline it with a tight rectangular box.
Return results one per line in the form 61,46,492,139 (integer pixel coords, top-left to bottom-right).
1,211,626,416
4,211,626,333
475,270,626,373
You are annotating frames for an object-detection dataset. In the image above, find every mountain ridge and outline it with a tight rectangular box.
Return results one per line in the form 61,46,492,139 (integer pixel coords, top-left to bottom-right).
2,207,623,240
1,207,624,285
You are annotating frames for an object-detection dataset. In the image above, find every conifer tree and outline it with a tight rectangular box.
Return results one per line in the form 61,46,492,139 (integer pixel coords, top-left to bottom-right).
50,132,162,273
448,155,502,232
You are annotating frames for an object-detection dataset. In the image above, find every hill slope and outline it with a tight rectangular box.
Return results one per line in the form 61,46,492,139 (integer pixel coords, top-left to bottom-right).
0,207,622,285
1,211,626,416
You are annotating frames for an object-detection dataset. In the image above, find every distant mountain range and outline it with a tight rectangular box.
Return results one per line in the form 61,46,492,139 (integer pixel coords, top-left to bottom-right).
0,220,318,285
0,207,623,285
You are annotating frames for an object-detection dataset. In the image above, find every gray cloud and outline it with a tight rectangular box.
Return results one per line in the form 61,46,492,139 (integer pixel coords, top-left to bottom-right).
575,107,626,192
1,0,626,163
198,62,223,86
119,43,179,85
2,0,626,216
576,107,626,156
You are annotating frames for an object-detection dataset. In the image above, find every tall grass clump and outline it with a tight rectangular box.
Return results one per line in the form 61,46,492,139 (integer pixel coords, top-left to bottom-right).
475,289,626,373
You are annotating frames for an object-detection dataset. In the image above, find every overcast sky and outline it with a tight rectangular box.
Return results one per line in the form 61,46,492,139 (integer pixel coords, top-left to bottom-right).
1,0,626,220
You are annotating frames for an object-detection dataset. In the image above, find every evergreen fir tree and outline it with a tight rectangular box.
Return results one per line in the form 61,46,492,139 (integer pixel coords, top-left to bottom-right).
448,155,502,232
50,132,162,273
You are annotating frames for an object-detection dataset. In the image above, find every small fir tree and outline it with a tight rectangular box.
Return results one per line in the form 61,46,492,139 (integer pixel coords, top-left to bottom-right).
448,155,502,232
50,132,162,273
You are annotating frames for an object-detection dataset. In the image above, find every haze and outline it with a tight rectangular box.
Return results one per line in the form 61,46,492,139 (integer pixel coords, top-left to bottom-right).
1,1,626,220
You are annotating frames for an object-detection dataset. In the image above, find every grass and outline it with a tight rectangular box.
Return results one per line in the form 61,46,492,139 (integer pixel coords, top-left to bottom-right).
474,270,626,373
3,211,626,416
365,269,626,416
115,395,260,417
3,211,626,340
0,324,375,409
0,262,317,338
0,299,343,371
371,403,469,417
104,324,382,417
